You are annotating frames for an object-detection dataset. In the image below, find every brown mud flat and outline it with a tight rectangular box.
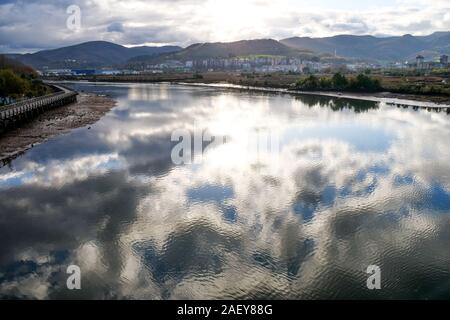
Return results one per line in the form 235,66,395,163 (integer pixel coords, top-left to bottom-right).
0,93,116,165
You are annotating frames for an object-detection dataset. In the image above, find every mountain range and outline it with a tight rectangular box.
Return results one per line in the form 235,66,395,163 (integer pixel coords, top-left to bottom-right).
6,41,182,69
281,32,450,61
5,32,450,70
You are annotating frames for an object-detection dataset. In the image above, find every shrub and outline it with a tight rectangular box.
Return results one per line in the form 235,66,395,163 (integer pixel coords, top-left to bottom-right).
295,73,382,92
349,74,381,92
0,69,29,97
295,75,320,90
331,72,348,90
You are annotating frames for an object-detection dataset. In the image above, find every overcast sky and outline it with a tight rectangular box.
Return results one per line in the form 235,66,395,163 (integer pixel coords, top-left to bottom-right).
0,0,449,53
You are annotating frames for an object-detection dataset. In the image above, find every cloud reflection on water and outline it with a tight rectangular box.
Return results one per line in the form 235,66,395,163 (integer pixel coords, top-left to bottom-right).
0,83,449,299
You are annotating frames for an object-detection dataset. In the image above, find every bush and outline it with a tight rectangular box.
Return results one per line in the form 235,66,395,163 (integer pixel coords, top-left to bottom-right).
331,72,348,90
295,75,320,90
348,74,381,92
0,69,29,97
319,77,332,90
295,73,381,92
0,68,50,102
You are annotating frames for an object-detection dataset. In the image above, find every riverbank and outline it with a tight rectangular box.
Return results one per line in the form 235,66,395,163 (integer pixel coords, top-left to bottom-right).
45,72,450,106
0,92,116,165
174,82,450,110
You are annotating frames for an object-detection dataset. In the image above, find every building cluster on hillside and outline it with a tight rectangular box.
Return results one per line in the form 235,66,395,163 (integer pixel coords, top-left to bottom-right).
132,56,379,74
132,56,307,73
40,54,449,76
189,56,304,71
411,54,449,70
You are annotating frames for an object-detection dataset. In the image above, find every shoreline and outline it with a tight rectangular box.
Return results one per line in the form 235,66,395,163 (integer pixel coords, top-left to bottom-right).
175,82,450,109
1,80,447,166
54,77,450,109
63,79,449,109
0,92,116,166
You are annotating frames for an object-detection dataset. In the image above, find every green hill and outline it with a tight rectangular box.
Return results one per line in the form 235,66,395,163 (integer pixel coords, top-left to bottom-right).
129,39,318,64
7,41,182,69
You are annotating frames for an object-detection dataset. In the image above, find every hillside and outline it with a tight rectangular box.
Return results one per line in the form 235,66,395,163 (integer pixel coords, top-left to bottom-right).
174,39,303,59
281,32,450,61
7,41,182,69
131,39,317,64
0,54,36,75
0,54,50,103
6,32,449,70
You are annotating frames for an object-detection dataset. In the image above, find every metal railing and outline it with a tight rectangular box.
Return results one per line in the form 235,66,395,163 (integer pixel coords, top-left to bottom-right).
0,85,77,120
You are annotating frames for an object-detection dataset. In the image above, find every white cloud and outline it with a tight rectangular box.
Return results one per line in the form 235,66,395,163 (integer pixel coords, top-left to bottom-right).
0,0,449,52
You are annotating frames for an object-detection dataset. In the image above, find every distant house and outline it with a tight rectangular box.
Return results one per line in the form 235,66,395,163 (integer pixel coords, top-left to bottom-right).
440,55,449,66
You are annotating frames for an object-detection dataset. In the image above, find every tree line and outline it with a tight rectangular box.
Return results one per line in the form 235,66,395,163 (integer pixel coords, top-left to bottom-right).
295,73,382,92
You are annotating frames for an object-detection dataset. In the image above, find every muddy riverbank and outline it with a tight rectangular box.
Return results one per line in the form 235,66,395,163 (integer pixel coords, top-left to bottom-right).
0,93,116,165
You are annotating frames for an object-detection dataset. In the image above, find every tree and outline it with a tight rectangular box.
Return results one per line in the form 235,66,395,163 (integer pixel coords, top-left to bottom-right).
319,77,332,90
0,69,29,97
349,74,381,92
332,73,348,89
296,75,320,90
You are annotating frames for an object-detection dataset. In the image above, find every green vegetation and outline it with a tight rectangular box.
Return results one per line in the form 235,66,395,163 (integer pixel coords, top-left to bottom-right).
0,69,30,97
294,72,450,97
295,73,382,92
429,68,450,77
382,79,450,96
0,55,50,105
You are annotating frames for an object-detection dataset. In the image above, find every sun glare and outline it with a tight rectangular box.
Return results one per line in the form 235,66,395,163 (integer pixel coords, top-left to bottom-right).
201,0,273,41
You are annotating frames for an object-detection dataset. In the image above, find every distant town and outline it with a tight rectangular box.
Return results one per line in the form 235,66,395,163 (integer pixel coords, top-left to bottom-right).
40,53,450,77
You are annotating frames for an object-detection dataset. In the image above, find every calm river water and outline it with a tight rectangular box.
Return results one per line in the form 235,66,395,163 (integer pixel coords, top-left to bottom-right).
0,82,450,299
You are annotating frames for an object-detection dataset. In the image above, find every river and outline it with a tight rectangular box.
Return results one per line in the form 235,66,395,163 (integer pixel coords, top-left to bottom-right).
0,82,449,299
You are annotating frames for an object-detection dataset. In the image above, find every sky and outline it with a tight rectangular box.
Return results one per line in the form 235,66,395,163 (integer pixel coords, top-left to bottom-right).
0,0,449,53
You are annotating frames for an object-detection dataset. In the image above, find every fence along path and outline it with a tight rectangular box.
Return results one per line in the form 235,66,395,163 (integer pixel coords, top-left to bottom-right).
0,84,77,132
